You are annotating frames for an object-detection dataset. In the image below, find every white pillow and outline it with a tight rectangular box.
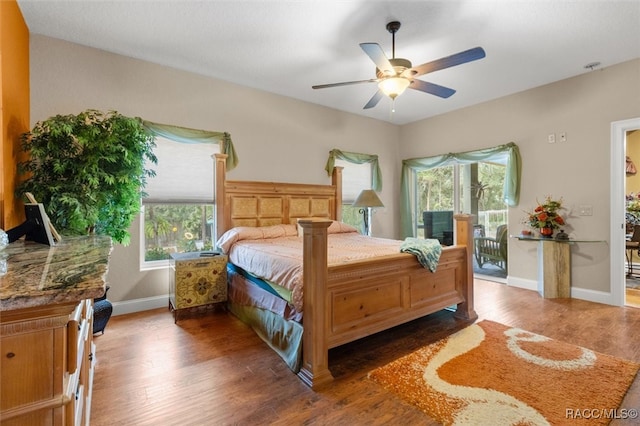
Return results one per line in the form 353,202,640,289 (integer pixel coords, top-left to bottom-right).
216,224,297,253
296,218,358,236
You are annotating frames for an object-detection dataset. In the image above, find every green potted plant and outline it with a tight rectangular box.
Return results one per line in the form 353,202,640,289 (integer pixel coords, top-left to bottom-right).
17,109,157,244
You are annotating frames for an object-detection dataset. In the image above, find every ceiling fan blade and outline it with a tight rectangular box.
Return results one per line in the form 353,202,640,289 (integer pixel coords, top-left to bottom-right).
363,90,384,109
360,43,394,75
312,78,378,89
410,79,456,98
405,47,486,78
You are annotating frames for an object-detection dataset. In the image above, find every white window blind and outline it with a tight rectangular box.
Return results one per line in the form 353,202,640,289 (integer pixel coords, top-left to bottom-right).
335,159,373,204
143,137,219,203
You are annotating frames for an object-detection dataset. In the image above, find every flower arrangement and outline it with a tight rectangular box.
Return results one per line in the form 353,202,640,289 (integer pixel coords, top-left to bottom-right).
525,196,565,231
627,193,640,214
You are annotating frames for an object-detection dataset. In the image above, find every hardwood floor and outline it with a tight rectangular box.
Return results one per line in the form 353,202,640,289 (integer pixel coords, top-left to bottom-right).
628,288,640,308
90,280,640,425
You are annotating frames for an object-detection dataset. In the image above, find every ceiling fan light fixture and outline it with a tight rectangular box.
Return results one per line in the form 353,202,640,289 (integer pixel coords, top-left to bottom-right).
378,77,410,99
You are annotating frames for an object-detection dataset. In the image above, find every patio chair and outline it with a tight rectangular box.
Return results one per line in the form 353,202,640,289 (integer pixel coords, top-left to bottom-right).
474,224,508,272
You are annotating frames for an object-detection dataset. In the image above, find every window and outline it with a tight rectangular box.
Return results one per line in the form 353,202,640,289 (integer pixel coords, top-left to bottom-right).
400,142,520,239
141,137,219,269
335,158,373,231
326,149,382,232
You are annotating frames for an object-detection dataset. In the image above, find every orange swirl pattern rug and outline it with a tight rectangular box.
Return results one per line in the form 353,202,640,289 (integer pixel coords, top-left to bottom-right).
369,320,639,425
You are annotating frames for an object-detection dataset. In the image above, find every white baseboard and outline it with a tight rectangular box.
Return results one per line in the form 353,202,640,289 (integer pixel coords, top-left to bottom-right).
570,287,615,305
111,279,618,317
505,276,616,306
112,294,168,316
506,276,538,292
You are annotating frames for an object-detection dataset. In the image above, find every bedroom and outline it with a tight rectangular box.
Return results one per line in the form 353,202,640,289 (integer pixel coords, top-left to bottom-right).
1,0,640,422
3,1,639,311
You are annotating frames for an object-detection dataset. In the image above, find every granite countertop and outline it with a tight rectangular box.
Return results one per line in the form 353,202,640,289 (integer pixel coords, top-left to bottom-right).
0,235,112,312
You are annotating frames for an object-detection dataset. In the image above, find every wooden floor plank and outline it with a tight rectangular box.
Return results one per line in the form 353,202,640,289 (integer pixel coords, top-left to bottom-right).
90,280,640,425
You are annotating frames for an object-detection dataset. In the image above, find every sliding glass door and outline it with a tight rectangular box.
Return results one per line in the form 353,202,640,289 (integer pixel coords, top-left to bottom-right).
415,161,507,241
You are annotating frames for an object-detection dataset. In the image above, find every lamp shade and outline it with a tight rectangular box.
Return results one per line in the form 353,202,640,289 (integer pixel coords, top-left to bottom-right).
352,189,384,208
378,77,410,100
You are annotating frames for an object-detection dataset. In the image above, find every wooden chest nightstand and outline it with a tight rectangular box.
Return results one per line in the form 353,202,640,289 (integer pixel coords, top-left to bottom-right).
169,252,228,322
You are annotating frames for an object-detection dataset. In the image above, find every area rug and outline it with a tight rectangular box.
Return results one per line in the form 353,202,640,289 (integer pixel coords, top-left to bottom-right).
369,320,639,425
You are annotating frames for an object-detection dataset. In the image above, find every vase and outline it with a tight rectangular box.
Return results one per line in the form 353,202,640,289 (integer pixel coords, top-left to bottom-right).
93,286,113,335
540,227,554,238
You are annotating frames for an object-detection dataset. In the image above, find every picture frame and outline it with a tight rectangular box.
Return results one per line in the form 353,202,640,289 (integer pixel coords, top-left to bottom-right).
24,203,55,246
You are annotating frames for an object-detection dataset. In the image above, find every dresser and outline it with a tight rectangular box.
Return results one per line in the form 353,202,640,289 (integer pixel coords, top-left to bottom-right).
0,235,112,425
169,252,227,322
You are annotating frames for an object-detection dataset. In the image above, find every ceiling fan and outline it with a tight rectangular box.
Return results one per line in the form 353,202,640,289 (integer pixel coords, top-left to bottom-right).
312,21,486,110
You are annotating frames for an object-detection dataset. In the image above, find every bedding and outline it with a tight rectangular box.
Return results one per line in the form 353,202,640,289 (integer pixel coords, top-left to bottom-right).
400,237,442,272
217,222,439,313
212,154,476,388
227,263,301,321
227,265,303,370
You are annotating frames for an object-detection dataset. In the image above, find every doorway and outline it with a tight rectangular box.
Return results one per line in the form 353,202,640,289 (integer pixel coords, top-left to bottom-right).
415,161,508,282
624,130,640,307
611,118,640,307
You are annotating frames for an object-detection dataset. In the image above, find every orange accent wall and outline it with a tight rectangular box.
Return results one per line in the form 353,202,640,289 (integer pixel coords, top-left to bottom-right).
1,0,30,230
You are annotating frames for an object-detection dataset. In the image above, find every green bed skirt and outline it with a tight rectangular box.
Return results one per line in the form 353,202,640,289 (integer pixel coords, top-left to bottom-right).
228,301,303,372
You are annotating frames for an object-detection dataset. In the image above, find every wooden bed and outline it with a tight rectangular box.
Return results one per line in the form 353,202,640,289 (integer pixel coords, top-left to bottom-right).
214,154,477,389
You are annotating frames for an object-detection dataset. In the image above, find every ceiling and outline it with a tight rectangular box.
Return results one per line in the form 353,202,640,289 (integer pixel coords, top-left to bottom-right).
16,0,640,125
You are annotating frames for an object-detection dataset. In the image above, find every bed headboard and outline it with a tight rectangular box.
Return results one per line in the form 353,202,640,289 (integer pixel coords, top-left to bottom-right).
214,154,343,237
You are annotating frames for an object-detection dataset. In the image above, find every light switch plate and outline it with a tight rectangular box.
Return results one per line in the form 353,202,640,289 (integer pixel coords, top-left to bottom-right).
578,205,593,216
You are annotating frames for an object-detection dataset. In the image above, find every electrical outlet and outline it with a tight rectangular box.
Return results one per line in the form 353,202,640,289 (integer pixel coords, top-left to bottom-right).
548,134,556,144
560,132,567,142
579,205,593,216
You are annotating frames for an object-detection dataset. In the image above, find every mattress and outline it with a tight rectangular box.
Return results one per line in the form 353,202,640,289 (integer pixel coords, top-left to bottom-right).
217,222,408,312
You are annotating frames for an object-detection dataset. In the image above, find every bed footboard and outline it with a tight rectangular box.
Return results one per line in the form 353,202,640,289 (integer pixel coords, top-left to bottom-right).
297,214,477,389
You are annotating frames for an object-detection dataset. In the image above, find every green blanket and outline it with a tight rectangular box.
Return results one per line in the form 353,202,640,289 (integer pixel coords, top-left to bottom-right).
400,238,442,272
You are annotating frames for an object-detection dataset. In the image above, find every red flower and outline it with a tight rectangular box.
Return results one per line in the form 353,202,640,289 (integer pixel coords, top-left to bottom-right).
525,196,566,230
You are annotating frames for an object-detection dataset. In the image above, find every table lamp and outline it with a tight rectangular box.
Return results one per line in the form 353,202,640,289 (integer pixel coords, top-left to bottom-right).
352,189,384,236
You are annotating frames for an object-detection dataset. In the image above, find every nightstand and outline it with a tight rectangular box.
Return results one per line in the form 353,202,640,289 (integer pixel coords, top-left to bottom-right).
169,252,228,322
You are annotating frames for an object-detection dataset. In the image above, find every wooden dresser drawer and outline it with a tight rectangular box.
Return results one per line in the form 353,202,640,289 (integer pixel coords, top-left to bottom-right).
0,300,95,425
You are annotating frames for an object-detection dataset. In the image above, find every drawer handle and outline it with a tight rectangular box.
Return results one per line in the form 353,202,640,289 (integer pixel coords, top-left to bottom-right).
6,352,15,359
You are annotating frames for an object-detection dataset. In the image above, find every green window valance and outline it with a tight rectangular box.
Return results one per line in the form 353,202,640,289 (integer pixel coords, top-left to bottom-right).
142,120,238,171
325,149,382,191
400,142,521,238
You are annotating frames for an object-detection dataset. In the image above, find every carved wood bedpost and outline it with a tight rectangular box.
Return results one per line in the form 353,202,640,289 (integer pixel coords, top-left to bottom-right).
331,166,343,222
297,219,334,389
453,214,478,321
214,153,228,240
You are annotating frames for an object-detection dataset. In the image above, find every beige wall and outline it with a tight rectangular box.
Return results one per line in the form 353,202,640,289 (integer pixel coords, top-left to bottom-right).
28,35,640,304
401,59,640,294
29,35,400,303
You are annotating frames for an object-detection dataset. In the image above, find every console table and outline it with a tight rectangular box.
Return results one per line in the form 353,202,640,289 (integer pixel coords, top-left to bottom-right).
514,236,602,298
0,235,112,425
